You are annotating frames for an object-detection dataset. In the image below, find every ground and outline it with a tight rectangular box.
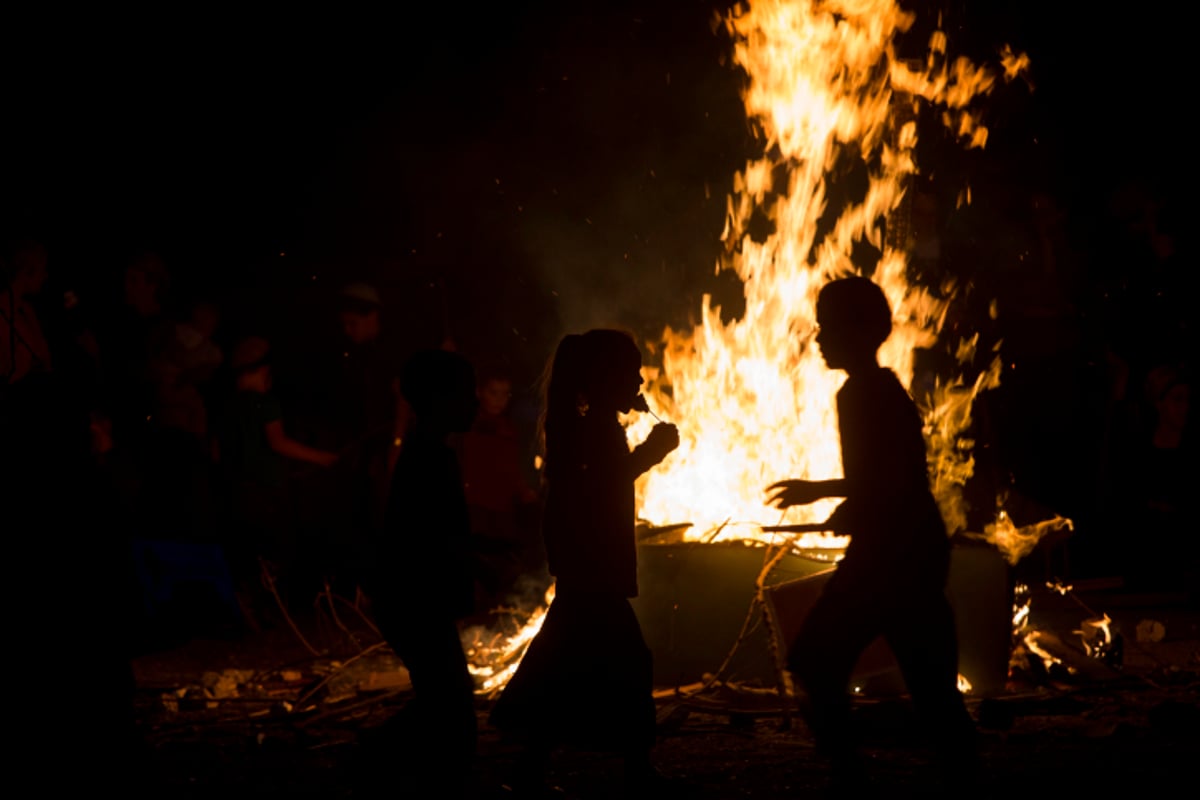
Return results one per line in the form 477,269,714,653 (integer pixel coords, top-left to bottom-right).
126,583,1199,799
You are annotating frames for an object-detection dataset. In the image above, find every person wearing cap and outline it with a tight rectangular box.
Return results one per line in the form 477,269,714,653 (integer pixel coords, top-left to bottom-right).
330,281,407,447
216,335,339,611
310,283,412,590
1110,364,1194,593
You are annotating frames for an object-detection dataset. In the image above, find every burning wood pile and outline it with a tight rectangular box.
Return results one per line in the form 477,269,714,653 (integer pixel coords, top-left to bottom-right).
461,0,1065,707
198,0,1128,725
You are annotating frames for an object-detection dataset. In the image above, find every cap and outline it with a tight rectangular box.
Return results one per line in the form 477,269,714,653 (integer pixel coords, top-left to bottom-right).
340,282,382,308
231,336,271,371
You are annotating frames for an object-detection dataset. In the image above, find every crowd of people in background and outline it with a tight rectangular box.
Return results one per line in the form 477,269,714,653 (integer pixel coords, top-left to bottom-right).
0,174,1193,793
0,234,550,792
1,176,1194,640
959,178,1193,589
0,241,545,653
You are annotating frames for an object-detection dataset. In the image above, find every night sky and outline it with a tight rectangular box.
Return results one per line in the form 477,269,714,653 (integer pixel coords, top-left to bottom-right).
3,1,1189,385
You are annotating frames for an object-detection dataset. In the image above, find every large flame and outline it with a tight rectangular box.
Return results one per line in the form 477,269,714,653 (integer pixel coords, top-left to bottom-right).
466,0,1031,690
631,0,1015,546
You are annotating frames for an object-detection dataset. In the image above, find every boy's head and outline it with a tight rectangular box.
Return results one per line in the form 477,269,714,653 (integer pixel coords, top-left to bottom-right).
477,366,514,417
1145,364,1190,433
4,239,48,294
124,252,169,313
815,276,893,370
190,301,221,339
339,283,382,346
231,336,273,391
400,349,478,434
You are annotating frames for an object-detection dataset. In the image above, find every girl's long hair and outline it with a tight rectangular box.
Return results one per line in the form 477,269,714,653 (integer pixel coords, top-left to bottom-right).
536,329,640,479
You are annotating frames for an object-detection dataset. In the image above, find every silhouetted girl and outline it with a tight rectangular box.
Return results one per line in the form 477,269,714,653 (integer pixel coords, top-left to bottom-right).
490,329,679,797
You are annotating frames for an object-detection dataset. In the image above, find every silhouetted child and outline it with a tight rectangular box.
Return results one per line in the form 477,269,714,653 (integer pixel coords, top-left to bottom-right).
765,277,978,791
1,238,53,387
1116,363,1194,593
217,336,338,611
301,282,406,599
360,348,481,795
489,329,680,797
4,239,143,790
101,251,173,461
458,366,540,621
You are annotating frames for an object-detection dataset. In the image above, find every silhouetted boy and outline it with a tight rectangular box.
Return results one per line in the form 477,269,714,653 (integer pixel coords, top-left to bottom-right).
766,276,978,791
361,348,480,793
217,336,338,614
457,365,540,620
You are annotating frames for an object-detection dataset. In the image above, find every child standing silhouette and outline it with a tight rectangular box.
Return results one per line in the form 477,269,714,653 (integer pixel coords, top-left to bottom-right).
765,277,978,791
490,329,680,797
360,348,480,796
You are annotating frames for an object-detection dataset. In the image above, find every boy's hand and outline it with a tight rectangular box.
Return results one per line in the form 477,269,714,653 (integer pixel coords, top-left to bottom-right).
766,479,820,509
317,452,339,468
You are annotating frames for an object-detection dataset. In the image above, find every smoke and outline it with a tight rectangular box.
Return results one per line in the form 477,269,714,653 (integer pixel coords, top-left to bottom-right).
496,6,750,354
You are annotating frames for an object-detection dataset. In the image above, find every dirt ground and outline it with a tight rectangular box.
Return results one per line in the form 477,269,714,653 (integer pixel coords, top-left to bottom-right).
126,583,1200,799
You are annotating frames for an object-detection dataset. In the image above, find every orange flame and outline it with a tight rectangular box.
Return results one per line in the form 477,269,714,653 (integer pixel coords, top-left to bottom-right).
465,584,555,696
632,0,1011,546
976,510,1074,566
467,1,1033,691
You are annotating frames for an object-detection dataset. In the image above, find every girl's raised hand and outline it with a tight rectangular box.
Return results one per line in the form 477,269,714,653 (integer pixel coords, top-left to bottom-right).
644,422,680,460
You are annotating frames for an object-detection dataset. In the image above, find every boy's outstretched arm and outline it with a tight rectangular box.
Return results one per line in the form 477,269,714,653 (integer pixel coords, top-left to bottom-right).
765,478,847,509
265,420,339,467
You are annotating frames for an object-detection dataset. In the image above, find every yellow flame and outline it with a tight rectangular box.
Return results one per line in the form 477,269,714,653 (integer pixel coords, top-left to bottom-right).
468,1,1029,693
465,584,555,696
978,511,1074,566
1000,44,1032,85
1076,613,1114,658
1022,631,1062,667
956,673,972,694
634,0,1007,544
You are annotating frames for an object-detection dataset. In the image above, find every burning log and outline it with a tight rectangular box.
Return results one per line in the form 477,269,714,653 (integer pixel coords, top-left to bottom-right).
762,565,901,696
631,534,1013,699
631,540,833,689
459,1,1035,707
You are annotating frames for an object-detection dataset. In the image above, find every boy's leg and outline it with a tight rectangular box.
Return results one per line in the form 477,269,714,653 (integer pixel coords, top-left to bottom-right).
788,570,883,776
403,617,477,760
884,588,980,784
369,596,477,773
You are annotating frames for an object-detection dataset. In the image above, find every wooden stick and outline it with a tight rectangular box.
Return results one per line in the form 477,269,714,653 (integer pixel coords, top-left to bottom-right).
758,523,834,533
260,559,323,658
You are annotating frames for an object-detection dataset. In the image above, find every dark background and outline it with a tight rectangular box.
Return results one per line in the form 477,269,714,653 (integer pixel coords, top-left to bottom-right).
3,1,1191,530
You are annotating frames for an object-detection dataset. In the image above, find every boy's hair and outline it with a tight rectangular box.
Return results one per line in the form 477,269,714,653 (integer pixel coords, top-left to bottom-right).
1145,363,1188,405
127,251,170,286
400,349,475,416
231,336,272,375
2,238,47,287
339,282,382,316
476,361,513,388
817,276,893,350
